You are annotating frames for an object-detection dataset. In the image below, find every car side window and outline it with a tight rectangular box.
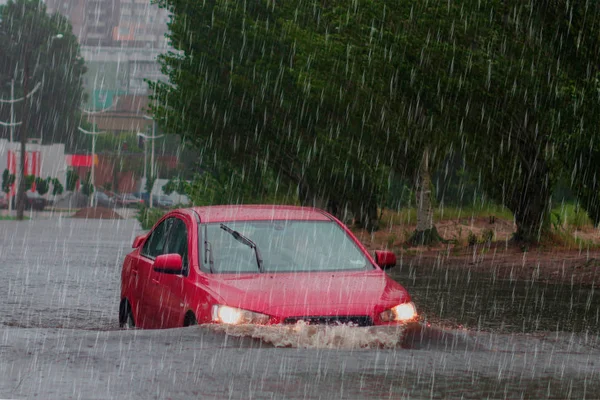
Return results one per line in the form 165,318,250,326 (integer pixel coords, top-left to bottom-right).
165,218,189,273
141,218,173,259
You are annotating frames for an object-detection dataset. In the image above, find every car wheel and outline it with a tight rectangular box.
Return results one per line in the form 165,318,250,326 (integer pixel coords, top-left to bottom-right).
119,300,135,329
183,312,197,327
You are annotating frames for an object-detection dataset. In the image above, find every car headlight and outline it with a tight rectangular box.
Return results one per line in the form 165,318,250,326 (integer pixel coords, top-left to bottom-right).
379,302,417,322
211,305,270,325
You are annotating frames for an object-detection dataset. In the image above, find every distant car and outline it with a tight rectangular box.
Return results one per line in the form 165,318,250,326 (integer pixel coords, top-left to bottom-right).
119,205,417,329
132,192,174,208
116,193,144,208
92,191,116,208
25,192,46,211
8,192,48,211
152,195,174,209
0,192,8,209
132,192,150,204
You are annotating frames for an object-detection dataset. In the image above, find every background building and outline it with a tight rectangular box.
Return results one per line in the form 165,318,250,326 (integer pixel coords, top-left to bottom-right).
45,0,169,48
43,0,171,135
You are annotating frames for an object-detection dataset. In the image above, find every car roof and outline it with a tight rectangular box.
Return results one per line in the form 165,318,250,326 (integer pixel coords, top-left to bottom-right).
190,205,332,223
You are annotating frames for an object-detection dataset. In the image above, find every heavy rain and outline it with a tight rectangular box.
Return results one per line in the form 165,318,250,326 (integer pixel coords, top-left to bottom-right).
0,0,599,399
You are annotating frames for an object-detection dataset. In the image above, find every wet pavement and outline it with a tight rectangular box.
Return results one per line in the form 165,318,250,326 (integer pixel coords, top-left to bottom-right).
0,217,599,399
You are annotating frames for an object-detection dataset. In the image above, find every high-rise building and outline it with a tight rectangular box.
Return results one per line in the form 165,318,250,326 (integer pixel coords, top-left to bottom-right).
45,0,168,49
112,0,169,49
45,0,119,46
44,0,170,128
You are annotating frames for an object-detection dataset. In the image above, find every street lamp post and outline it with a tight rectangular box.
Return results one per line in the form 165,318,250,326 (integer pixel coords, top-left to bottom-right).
137,119,163,209
78,98,119,207
78,126,107,207
9,79,14,143
15,47,32,220
13,33,63,220
7,79,14,213
0,80,43,214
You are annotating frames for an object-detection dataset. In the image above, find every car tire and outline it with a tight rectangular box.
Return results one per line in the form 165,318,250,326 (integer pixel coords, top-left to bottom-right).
183,312,197,327
119,300,135,329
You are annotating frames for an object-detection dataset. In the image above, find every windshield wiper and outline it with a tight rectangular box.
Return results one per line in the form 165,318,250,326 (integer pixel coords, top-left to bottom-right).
220,223,263,272
204,225,214,273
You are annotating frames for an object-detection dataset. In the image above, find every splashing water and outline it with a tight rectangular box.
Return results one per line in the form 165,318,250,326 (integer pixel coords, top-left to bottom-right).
207,321,407,349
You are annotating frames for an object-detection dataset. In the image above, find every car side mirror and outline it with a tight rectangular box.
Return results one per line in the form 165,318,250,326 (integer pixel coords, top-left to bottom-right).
375,250,396,270
153,254,183,274
132,234,146,248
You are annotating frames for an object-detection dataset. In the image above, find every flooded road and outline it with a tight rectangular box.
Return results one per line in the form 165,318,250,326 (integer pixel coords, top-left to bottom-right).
1,218,599,399
392,259,600,334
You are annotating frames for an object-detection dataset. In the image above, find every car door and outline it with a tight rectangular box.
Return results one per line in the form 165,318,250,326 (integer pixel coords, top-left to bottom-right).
150,216,190,328
137,217,173,328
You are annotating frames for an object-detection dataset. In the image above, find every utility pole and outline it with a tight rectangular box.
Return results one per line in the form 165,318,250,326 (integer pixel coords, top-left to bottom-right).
16,49,31,221
9,79,14,143
151,120,155,209
9,34,63,220
8,80,14,214
78,123,107,207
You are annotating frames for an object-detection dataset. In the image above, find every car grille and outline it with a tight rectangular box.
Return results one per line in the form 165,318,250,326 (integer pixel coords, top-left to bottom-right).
283,315,373,327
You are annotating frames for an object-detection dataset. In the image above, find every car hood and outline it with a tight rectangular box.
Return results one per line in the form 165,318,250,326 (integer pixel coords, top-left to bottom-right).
207,270,410,317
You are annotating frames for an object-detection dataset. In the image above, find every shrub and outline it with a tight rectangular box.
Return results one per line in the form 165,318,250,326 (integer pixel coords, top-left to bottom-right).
2,169,15,194
386,233,397,249
35,177,50,196
66,170,79,192
81,172,94,196
467,231,478,246
136,206,165,230
481,228,495,244
51,179,64,196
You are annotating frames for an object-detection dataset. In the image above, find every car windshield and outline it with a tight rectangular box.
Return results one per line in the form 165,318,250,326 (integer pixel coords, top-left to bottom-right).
200,220,372,273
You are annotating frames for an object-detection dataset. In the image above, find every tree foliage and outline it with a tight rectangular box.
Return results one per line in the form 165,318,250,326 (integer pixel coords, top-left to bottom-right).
2,169,15,194
34,177,49,196
66,169,78,192
151,0,600,241
0,0,86,150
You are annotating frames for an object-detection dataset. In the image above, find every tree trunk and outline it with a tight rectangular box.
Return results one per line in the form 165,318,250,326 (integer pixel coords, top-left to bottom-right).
409,148,442,245
297,178,327,209
352,197,379,232
578,180,600,228
16,52,30,221
509,173,552,243
415,149,433,232
583,194,600,228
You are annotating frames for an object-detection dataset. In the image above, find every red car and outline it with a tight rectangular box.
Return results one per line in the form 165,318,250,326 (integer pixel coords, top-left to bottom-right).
120,205,417,329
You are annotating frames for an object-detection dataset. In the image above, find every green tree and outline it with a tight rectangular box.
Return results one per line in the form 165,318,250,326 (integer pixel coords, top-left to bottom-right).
81,172,93,197
66,169,78,192
2,169,15,195
151,0,600,242
145,175,156,196
0,0,86,150
448,1,600,240
51,178,63,196
24,175,35,188
150,0,389,229
34,177,49,196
